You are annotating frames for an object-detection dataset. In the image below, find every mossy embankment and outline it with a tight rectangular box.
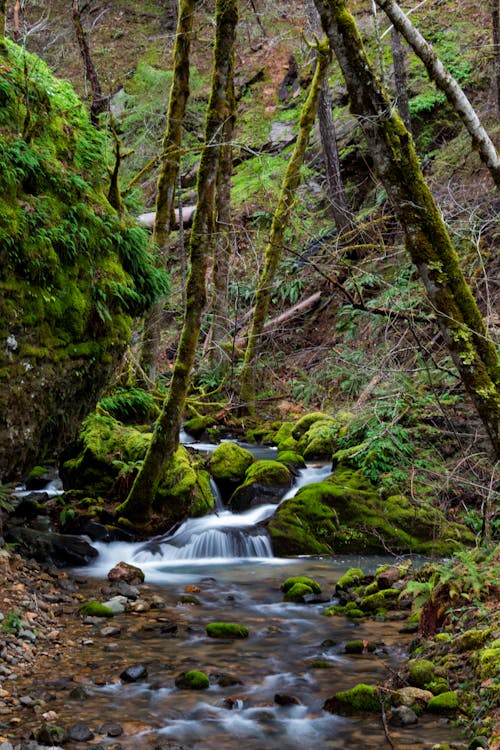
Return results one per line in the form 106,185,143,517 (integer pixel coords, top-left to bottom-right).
0,40,167,482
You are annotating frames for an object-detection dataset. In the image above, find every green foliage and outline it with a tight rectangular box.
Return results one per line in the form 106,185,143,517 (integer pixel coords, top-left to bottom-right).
98,387,158,423
1,609,23,634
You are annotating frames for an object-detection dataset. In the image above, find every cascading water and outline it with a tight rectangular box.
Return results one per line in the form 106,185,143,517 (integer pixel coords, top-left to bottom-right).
133,464,332,562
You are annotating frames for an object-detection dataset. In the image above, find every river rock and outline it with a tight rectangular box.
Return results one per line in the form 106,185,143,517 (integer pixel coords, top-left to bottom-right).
120,664,148,682
68,723,94,741
389,705,419,725
393,686,434,709
4,527,98,567
107,561,145,585
102,595,128,614
99,722,124,737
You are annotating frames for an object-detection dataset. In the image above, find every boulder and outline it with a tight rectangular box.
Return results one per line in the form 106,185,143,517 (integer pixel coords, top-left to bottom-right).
4,526,97,567
108,561,145,585
229,459,292,512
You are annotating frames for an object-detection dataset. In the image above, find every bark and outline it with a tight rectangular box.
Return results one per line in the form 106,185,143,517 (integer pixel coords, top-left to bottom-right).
314,0,500,457
209,58,236,367
71,1,107,125
391,27,411,131
493,0,500,115
375,0,500,189
239,40,331,410
107,125,124,215
139,0,197,384
0,0,6,39
117,0,238,524
305,0,353,234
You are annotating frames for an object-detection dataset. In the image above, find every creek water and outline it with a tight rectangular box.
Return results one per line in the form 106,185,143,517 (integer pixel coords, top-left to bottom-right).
66,446,460,750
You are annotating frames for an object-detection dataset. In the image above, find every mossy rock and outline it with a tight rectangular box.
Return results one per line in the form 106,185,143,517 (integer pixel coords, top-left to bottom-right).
282,576,321,595
291,412,332,440
273,421,298,450
454,628,491,652
206,622,249,639
229,459,292,512
175,670,210,690
478,645,500,680
427,691,459,714
277,451,306,470
426,679,449,696
344,640,377,654
183,415,216,438
336,568,364,591
79,600,114,618
323,604,365,618
154,447,215,522
407,659,436,688
323,683,381,714
283,582,317,602
209,442,254,483
267,481,339,556
359,588,400,613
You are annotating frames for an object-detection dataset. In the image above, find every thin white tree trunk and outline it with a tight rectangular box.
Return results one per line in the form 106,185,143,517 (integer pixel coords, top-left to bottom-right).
376,0,500,188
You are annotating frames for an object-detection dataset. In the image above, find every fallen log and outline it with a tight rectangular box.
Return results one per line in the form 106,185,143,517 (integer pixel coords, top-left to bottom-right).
137,205,197,230
235,291,322,349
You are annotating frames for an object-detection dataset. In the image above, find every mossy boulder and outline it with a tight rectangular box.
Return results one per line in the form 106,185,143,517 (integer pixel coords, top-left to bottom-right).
407,659,436,688
183,415,216,439
267,481,339,556
175,670,210,690
228,459,292,512
0,40,166,483
477,643,500,680
336,568,364,591
62,414,213,527
206,622,249,639
282,576,321,602
359,588,400,614
79,601,114,618
273,422,298,451
209,442,254,499
344,640,377,654
277,451,306,471
427,691,460,714
323,683,381,714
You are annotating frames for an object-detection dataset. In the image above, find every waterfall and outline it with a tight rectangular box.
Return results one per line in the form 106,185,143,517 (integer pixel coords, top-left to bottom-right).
134,464,331,562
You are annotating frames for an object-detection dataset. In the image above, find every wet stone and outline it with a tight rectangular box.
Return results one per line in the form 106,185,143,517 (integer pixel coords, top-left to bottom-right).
120,664,148,682
68,723,95,741
99,722,123,737
390,705,419,726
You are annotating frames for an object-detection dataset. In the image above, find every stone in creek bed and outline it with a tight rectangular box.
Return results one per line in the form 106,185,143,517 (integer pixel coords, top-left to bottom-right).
389,705,419,726
68,723,94,741
99,721,123,737
120,664,148,682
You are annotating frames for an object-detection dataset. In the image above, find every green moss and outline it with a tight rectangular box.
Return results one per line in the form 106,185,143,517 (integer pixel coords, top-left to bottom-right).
79,601,114,618
209,442,254,482
455,628,491,652
282,576,321,594
478,646,500,680
427,691,459,714
291,412,333,439
175,670,210,690
344,640,376,654
326,683,381,713
277,450,306,469
427,679,450,695
359,588,400,613
206,622,249,639
183,415,215,437
336,568,364,590
408,659,436,688
243,459,292,487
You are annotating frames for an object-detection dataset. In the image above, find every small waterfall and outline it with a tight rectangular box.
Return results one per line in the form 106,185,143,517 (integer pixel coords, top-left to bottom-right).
209,477,225,513
134,464,331,563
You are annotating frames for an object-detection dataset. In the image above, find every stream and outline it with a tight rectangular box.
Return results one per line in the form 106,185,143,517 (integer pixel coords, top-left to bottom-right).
58,441,461,750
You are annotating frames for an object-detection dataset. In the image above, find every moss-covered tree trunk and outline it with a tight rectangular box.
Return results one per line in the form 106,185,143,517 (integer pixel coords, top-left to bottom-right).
0,1,6,39
375,0,500,189
209,62,236,367
239,40,331,410
314,0,500,457
139,0,197,385
117,0,238,524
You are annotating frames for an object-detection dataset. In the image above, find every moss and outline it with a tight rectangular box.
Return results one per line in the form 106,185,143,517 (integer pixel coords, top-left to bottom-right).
336,568,364,590
344,640,376,654
408,659,436,688
427,679,450,695
324,683,381,713
79,601,114,618
209,441,254,482
175,670,210,690
478,646,500,680
206,622,249,639
282,576,321,595
277,450,306,470
291,412,333,439
183,415,216,438
359,588,400,613
363,581,379,596
454,628,491,652
427,691,459,714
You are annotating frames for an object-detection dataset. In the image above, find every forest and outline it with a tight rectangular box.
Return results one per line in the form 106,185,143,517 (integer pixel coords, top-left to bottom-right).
0,0,498,748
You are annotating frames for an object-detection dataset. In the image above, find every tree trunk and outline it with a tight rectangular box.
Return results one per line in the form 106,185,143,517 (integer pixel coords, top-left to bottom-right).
314,0,500,457
493,0,500,115
209,61,236,367
117,0,238,524
0,0,6,39
239,40,331,410
305,0,353,235
71,1,107,126
375,0,500,189
139,0,197,385
391,27,411,131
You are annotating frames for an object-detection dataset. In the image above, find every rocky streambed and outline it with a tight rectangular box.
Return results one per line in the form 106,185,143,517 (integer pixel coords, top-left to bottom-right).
2,546,497,750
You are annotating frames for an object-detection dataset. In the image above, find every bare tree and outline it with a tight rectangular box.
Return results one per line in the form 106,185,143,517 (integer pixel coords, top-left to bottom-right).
139,0,198,385
72,1,108,126
375,0,500,188
493,0,500,114
314,0,500,457
391,27,411,130
117,0,239,524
